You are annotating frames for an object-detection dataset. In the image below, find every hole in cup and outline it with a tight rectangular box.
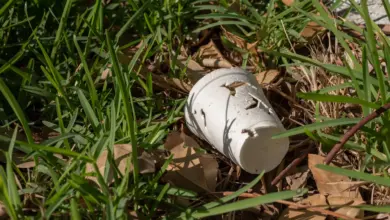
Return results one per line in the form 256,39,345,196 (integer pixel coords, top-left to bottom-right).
245,97,259,110
201,109,207,127
221,81,247,96
241,129,255,137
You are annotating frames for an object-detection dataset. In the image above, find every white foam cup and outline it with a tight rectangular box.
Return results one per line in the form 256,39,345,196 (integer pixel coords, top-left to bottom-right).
184,67,290,174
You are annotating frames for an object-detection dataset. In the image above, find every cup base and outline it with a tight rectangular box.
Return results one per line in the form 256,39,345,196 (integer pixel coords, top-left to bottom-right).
238,125,289,174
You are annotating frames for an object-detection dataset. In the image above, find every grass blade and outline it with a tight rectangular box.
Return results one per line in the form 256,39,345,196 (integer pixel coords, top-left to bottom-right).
272,118,361,139
8,138,93,162
73,35,98,109
193,21,256,33
77,89,100,132
202,171,264,209
297,92,380,109
0,78,33,143
319,132,387,162
6,129,22,217
55,97,70,149
174,172,264,218
0,50,27,78
106,32,139,187
0,0,14,17
270,50,377,85
361,0,387,105
115,0,151,40
355,205,390,213
51,0,73,59
36,39,72,109
316,164,390,187
362,45,371,117
0,168,17,219
190,189,307,219
383,0,390,20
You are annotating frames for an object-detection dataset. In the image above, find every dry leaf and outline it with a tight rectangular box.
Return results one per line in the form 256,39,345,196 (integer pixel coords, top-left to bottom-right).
200,58,232,68
255,69,280,85
308,154,364,218
17,161,36,169
199,154,219,192
376,213,390,219
309,154,360,197
278,194,363,220
141,72,193,94
282,0,294,6
278,195,326,220
381,24,390,35
300,21,326,38
177,55,207,84
221,26,246,49
197,40,228,60
220,27,260,64
196,39,233,68
0,202,6,218
285,168,310,190
162,131,218,193
278,154,366,220
128,210,147,220
86,144,155,185
101,64,112,80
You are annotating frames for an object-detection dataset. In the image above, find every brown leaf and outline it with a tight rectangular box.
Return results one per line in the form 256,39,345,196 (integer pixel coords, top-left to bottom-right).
309,154,359,197
164,131,186,151
199,154,219,192
307,154,364,218
141,73,193,94
13,153,63,169
197,40,225,60
282,0,295,6
0,202,7,218
278,195,326,220
381,24,390,35
162,131,218,193
300,21,326,38
177,55,207,84
376,213,390,219
285,168,309,190
221,27,246,49
278,194,364,220
197,40,233,68
255,69,280,85
17,161,36,169
220,27,260,64
101,64,112,80
128,210,147,220
200,58,232,68
86,144,155,185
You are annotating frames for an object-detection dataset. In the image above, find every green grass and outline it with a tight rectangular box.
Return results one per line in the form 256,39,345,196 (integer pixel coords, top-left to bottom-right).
0,0,320,219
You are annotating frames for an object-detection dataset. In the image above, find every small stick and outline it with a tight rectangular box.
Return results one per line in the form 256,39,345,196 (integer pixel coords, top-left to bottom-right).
271,149,311,186
223,192,360,220
324,102,390,165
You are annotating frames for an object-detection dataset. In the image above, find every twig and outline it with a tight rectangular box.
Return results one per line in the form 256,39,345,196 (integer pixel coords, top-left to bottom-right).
223,192,360,220
324,103,390,165
271,149,313,186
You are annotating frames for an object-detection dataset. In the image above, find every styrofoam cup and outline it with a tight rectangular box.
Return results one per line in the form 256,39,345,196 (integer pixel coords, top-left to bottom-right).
184,67,289,174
